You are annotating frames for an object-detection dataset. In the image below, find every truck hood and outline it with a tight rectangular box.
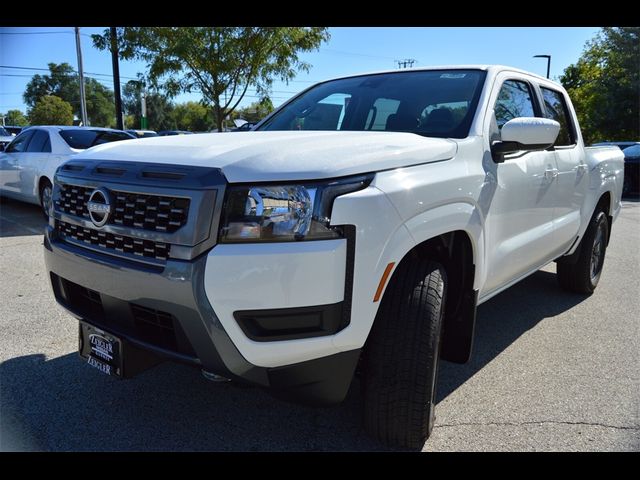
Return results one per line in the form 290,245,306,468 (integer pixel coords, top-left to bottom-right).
80,131,457,183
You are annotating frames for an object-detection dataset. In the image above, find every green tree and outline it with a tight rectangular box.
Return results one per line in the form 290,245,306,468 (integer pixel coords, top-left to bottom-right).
173,101,212,131
560,27,639,144
231,97,275,124
29,96,74,126
23,62,116,127
92,27,330,131
3,109,29,126
122,80,176,131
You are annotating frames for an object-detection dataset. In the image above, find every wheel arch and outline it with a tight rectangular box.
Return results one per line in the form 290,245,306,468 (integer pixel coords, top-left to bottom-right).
38,175,52,200
372,202,483,364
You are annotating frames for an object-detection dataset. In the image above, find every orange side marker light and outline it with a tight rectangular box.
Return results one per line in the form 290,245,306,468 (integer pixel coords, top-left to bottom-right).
373,262,395,302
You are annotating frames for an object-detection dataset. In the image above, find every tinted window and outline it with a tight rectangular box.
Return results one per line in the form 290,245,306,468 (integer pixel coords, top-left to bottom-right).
259,70,487,138
26,130,51,153
5,130,34,153
541,87,575,146
59,129,133,149
494,80,536,129
0,127,9,136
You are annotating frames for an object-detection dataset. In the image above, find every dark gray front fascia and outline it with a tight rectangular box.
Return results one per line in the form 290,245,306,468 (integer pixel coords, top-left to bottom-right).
44,231,268,386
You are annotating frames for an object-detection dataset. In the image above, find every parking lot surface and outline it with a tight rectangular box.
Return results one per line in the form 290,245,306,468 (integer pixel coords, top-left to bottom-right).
1,197,638,451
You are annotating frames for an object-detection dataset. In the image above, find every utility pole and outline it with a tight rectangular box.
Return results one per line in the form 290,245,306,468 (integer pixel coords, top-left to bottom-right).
396,59,416,69
534,54,551,79
110,27,124,130
74,27,89,126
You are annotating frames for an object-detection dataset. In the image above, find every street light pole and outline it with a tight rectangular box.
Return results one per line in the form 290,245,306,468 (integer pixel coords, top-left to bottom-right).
140,89,147,130
74,27,89,126
534,54,551,79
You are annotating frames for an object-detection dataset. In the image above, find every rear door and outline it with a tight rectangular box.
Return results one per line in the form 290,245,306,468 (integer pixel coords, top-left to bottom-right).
481,75,560,295
0,129,35,198
20,129,52,201
538,86,587,251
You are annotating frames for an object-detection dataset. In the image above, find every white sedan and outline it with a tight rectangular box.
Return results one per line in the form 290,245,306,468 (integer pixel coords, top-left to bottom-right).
0,126,134,216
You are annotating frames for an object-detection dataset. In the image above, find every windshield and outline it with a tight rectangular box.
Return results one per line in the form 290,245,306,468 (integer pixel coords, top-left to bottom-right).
0,127,10,136
259,69,486,138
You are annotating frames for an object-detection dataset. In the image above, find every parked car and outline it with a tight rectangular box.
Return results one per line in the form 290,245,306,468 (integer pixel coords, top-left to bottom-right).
230,122,256,132
592,141,640,197
44,66,623,449
0,126,135,216
126,129,159,138
621,144,640,196
4,125,24,136
592,141,639,150
157,130,194,136
0,127,14,151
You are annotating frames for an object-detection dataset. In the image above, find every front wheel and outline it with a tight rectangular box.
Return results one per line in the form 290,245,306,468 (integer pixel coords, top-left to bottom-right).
557,209,609,294
39,180,52,220
362,258,446,449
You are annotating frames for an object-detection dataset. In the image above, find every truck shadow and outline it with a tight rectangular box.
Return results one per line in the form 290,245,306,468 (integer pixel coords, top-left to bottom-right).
0,197,47,238
0,268,588,452
436,269,587,403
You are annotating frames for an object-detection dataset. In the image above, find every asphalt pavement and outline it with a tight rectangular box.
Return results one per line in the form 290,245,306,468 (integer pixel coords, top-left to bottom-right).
0,196,638,451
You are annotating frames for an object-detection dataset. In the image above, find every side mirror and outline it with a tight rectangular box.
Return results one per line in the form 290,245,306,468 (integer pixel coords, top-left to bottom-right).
491,117,560,163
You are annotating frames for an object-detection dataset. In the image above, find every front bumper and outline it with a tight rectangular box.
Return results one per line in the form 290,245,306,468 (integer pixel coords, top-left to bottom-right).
44,228,360,405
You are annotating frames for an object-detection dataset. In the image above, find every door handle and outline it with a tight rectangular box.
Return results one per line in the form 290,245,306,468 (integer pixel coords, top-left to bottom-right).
575,163,587,173
544,167,559,180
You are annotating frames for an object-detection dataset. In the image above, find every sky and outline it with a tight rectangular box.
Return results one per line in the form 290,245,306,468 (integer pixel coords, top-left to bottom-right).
0,27,599,121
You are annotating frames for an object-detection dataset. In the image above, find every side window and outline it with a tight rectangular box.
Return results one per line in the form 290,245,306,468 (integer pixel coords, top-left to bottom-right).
494,80,536,129
365,98,401,130
5,130,34,153
26,130,51,153
540,87,575,146
296,93,351,131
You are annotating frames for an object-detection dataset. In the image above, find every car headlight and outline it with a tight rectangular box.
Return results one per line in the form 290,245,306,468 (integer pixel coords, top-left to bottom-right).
219,174,373,243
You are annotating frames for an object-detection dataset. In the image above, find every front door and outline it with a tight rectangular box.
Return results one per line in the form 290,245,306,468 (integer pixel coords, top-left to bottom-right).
0,130,35,198
20,129,52,202
481,77,560,296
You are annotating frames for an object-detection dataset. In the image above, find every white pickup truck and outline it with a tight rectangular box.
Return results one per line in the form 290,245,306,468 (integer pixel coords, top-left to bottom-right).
44,65,624,449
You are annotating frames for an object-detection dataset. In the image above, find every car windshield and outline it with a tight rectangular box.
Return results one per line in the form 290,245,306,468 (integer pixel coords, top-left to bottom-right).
0,127,10,136
258,69,487,138
59,129,133,149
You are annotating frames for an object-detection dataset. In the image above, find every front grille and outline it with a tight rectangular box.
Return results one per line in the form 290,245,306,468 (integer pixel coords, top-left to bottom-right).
56,184,190,233
57,185,91,217
56,220,170,261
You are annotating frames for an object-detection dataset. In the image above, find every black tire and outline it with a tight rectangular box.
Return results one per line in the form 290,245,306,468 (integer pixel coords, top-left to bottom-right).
39,179,52,220
362,258,446,449
557,208,609,294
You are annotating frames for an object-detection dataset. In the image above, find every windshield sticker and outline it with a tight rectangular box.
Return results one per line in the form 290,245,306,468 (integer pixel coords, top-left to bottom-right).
440,73,467,79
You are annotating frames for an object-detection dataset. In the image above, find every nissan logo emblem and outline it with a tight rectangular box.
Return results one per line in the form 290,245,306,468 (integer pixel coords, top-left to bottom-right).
87,188,112,227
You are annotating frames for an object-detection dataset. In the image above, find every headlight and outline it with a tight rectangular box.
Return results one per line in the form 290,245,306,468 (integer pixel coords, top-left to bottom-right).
219,174,373,243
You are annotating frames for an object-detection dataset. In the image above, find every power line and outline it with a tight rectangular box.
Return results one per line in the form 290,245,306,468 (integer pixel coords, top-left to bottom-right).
0,65,139,80
0,31,73,35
